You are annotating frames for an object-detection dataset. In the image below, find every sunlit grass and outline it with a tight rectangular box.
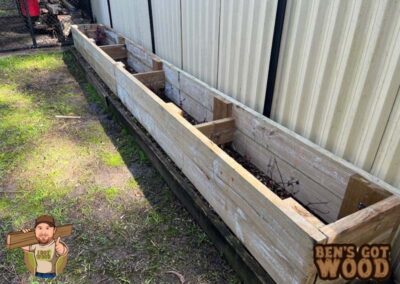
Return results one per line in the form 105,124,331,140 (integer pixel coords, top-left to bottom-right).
0,52,64,75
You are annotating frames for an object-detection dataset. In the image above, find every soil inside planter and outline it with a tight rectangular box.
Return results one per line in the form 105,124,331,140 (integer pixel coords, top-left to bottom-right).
222,146,296,199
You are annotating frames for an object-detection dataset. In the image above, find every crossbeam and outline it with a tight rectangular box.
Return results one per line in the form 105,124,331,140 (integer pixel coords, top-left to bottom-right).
195,117,235,145
100,44,127,60
134,70,165,93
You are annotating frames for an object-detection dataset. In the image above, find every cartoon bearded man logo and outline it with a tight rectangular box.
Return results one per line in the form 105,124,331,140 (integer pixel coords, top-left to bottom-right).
21,215,68,279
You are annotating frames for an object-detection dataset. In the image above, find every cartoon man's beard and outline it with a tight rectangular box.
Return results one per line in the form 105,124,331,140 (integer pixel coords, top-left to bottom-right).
37,235,51,244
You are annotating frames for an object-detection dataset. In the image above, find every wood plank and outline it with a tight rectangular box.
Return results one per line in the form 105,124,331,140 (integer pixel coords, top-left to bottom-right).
113,64,326,283
214,97,233,120
100,44,127,60
321,195,400,245
75,47,274,283
152,58,163,71
195,117,235,145
7,225,73,249
338,174,391,219
125,38,155,70
98,95,275,283
165,102,183,116
180,72,214,111
233,131,342,223
133,70,165,93
179,91,213,123
283,198,325,229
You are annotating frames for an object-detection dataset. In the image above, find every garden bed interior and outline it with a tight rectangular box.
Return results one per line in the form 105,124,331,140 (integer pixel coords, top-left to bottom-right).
72,24,400,283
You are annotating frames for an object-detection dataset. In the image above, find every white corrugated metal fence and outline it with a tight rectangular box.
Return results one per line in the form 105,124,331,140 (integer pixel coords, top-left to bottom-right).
89,0,400,193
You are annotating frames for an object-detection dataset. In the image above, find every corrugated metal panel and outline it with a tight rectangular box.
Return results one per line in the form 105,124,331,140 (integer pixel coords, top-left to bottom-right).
181,0,220,87
109,0,152,51
90,0,110,26
371,88,400,188
217,0,278,113
151,0,182,68
271,0,400,178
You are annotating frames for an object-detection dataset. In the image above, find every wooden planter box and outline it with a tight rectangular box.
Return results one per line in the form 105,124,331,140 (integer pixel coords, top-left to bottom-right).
72,24,400,283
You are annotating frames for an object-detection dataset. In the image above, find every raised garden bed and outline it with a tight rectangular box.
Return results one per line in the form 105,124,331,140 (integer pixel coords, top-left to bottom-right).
72,24,400,284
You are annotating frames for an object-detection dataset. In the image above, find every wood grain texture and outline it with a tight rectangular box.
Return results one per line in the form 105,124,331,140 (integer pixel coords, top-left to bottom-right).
195,118,235,145
321,195,400,245
133,70,165,93
7,225,73,249
100,44,127,60
73,25,400,283
113,64,326,283
213,97,233,120
165,103,183,116
338,174,391,219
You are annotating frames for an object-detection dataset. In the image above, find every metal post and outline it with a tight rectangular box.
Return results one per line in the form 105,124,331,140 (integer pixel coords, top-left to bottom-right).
107,0,113,28
262,0,287,118
23,0,37,48
147,0,156,53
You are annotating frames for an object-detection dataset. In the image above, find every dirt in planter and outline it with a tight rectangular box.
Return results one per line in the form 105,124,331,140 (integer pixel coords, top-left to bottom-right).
223,145,296,200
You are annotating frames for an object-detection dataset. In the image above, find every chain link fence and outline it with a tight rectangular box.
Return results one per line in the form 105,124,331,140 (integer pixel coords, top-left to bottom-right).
0,0,92,52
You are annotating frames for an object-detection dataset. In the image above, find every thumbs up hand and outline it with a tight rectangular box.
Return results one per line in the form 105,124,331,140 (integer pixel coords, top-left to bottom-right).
55,237,67,255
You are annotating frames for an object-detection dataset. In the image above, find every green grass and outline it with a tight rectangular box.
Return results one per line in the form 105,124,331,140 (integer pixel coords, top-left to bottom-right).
0,52,64,74
101,151,125,167
0,50,239,283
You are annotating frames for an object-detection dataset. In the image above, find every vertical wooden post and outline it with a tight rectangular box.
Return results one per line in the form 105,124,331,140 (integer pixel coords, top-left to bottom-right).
213,97,232,120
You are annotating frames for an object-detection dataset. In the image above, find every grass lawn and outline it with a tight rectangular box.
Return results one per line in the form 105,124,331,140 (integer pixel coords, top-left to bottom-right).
0,50,239,283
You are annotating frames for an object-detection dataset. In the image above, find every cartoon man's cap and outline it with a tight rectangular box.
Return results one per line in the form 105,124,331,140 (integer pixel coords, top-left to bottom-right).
35,215,56,228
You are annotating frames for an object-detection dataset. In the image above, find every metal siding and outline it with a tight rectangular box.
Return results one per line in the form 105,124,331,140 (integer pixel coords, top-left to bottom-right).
151,0,182,68
271,0,400,181
109,0,153,51
217,0,278,113
90,0,110,26
371,88,400,188
181,0,220,87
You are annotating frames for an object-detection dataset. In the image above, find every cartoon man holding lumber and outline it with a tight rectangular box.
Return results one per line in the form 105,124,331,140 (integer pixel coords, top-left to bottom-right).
6,215,72,279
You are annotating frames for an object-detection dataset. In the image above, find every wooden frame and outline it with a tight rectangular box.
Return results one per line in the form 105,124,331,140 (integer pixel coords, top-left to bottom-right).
72,24,400,284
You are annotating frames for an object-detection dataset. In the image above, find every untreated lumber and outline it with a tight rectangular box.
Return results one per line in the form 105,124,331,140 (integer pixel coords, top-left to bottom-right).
195,117,235,145
72,25,400,283
165,102,183,116
213,97,232,120
100,44,127,60
283,198,325,229
152,58,163,71
7,224,73,249
55,115,81,119
338,174,391,219
72,49,274,283
114,64,326,283
133,70,165,93
321,195,400,245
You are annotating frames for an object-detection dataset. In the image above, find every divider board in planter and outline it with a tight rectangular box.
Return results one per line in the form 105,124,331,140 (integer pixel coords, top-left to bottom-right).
72,24,400,284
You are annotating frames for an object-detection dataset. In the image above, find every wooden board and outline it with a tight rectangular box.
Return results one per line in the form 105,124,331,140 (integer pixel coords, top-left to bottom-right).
7,224,73,249
195,118,235,145
213,97,233,120
72,26,119,94
133,70,165,93
74,48,275,283
338,174,392,219
100,44,127,60
72,25,400,283
165,102,183,116
321,195,400,245
113,64,326,283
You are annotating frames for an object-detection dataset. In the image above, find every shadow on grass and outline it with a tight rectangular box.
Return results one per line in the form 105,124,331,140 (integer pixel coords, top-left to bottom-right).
60,50,239,283
0,50,237,283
